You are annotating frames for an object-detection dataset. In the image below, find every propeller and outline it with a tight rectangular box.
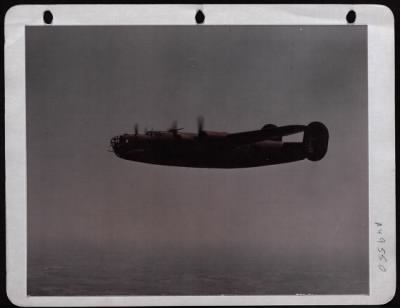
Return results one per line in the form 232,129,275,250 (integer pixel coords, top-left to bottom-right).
170,120,178,131
197,116,205,136
168,120,183,134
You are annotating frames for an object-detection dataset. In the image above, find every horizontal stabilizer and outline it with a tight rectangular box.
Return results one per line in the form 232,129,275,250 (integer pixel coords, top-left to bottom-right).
225,125,305,145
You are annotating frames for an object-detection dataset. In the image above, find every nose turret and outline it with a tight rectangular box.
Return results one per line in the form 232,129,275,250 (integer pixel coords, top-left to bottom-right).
110,134,132,153
110,136,119,148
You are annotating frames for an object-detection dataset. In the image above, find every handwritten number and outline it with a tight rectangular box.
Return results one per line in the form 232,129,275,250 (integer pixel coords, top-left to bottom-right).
379,254,388,263
375,222,388,273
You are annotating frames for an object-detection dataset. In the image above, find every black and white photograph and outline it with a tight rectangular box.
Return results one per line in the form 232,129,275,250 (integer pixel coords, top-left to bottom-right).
5,5,395,306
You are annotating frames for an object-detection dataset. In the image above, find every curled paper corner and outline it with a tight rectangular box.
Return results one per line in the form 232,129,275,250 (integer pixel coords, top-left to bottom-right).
5,5,41,49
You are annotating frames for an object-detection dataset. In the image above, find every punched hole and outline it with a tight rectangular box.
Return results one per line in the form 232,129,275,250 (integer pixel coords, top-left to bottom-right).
43,10,53,24
346,10,356,24
195,10,205,24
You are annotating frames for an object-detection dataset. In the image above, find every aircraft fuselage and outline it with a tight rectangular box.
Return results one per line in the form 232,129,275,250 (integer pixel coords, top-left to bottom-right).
110,122,329,168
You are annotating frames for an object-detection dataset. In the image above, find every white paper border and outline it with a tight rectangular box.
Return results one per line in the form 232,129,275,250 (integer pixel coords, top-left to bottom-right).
5,4,396,306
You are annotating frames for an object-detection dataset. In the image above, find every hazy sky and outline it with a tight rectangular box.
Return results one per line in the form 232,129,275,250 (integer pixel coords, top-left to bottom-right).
26,25,368,286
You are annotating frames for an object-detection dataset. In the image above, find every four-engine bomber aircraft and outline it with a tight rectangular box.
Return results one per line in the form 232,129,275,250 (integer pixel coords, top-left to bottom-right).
110,118,329,168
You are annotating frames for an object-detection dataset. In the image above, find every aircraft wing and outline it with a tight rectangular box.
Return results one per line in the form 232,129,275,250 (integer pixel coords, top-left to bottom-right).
225,125,306,145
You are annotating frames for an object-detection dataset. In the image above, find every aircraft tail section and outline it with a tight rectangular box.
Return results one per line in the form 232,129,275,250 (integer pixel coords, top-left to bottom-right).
303,122,329,161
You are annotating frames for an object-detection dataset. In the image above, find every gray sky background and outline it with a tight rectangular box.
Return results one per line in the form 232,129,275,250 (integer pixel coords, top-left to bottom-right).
26,26,368,272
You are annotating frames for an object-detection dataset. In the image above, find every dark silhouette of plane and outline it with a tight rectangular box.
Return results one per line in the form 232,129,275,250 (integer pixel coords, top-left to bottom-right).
110,117,329,168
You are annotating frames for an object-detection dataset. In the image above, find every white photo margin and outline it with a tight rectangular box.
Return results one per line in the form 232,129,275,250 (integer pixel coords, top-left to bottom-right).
5,4,396,306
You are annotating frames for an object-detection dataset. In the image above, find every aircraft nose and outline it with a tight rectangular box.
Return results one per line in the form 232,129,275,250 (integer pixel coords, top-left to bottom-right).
110,136,120,149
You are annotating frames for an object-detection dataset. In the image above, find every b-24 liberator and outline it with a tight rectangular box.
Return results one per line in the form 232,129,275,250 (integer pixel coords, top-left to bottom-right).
110,118,329,168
